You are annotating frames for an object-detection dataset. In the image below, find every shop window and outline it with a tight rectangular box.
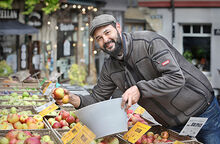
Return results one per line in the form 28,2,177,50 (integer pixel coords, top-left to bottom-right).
182,24,211,72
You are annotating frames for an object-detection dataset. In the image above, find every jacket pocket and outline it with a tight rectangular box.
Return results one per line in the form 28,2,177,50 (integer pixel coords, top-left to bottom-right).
171,83,207,116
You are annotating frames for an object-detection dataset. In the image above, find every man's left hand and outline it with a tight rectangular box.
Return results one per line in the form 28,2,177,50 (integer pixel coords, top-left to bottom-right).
121,85,140,111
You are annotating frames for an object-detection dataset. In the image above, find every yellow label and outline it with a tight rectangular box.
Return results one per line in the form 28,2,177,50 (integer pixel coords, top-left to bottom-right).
71,125,96,144
134,106,146,115
61,123,83,144
42,81,52,94
123,122,151,143
39,103,58,117
174,140,185,144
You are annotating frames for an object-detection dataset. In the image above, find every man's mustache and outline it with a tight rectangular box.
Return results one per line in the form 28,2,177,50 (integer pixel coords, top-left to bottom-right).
104,40,115,50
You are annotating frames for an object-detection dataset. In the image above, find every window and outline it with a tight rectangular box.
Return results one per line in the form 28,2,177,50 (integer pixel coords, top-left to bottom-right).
182,24,211,71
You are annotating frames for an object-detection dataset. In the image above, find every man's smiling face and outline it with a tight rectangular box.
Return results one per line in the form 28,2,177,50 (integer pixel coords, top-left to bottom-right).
93,23,124,60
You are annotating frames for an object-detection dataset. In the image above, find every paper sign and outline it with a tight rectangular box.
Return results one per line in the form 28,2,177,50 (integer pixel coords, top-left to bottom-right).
179,117,208,137
123,122,151,143
39,103,58,117
71,125,96,144
42,81,56,95
134,106,146,115
61,123,83,144
40,77,47,87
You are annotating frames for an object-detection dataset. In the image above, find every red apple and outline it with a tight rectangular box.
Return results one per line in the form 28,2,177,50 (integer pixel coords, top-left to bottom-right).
66,116,75,124
19,115,28,123
60,120,69,128
26,117,37,126
28,123,38,129
24,137,41,144
33,115,43,122
7,114,20,124
52,122,61,128
146,131,154,137
59,110,70,120
135,137,142,144
23,131,32,137
9,138,17,144
6,130,19,140
53,88,65,100
127,109,134,114
75,118,80,123
161,131,169,139
32,133,41,140
47,118,55,125
36,121,44,129
55,115,62,122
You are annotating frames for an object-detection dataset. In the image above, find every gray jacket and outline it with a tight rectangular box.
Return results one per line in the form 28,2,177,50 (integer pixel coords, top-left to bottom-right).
78,31,214,127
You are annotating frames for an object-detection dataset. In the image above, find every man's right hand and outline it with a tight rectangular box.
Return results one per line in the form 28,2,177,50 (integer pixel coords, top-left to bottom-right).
52,88,81,108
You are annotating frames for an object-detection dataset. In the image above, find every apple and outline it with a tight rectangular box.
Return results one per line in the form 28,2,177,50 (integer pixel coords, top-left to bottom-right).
127,109,133,114
108,137,119,144
6,130,19,140
127,121,133,127
17,131,30,140
32,133,41,140
33,115,43,122
60,120,69,128
13,121,23,129
22,92,29,97
10,107,17,114
24,137,41,144
41,135,51,142
62,95,69,104
70,122,76,128
52,122,61,128
0,137,9,144
75,118,80,123
62,126,70,129
69,111,77,118
7,114,20,124
55,115,62,122
36,121,44,129
23,131,32,137
22,123,28,129
9,138,17,144
66,116,75,124
28,123,38,129
19,115,28,123
32,95,39,99
53,88,65,100
59,110,70,120
146,131,154,137
15,140,25,144
47,118,55,125
154,133,159,139
161,131,169,139
26,117,37,125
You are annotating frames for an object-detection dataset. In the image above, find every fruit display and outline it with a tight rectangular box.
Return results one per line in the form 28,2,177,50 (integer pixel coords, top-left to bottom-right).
0,114,47,130
0,130,56,144
0,92,47,101
46,110,80,129
0,107,34,116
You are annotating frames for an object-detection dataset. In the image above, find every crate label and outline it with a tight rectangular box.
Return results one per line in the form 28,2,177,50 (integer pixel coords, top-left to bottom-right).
174,140,185,144
123,122,151,143
71,125,96,144
61,123,83,144
134,106,146,115
39,103,58,117
179,117,208,137
42,81,55,95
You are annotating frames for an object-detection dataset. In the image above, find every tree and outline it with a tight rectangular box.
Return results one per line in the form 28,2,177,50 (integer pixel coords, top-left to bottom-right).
0,0,14,9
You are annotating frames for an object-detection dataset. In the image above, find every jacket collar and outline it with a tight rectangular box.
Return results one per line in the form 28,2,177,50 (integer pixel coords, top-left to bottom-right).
122,32,132,62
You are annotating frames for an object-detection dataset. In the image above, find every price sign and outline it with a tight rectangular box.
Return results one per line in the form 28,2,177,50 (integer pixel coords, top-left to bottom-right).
179,117,208,137
71,125,96,144
38,103,58,117
42,81,55,95
134,106,146,115
123,122,151,143
61,123,83,144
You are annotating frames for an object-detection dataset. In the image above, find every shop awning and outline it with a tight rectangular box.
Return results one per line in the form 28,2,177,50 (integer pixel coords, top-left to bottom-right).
0,20,39,35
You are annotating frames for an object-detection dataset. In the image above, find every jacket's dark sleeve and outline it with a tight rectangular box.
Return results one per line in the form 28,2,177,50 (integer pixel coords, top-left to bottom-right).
77,62,117,109
136,38,185,98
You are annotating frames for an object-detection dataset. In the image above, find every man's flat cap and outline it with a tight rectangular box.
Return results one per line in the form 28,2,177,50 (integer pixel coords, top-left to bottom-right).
89,14,116,36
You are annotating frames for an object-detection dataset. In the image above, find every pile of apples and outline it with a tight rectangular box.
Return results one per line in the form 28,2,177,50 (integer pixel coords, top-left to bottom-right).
47,110,79,129
0,114,45,130
92,136,119,144
0,130,54,144
127,109,149,127
0,107,33,115
135,131,172,144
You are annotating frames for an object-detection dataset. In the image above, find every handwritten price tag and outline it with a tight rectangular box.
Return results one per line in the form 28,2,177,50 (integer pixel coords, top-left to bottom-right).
71,125,96,144
39,103,58,117
123,122,151,143
134,106,146,115
61,123,83,144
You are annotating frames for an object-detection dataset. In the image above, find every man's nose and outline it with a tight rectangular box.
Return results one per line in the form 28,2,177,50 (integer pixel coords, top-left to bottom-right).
103,35,109,43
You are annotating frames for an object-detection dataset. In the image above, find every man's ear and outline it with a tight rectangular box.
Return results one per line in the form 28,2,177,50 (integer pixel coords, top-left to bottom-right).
116,22,121,33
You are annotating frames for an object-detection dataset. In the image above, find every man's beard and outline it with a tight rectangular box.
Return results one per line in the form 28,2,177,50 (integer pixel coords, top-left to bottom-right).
103,32,123,60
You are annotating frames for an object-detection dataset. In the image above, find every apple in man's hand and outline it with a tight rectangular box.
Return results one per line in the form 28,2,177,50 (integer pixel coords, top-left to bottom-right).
53,88,65,100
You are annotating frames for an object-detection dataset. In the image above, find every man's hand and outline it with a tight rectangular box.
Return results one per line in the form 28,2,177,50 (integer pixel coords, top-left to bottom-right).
121,85,140,111
52,88,81,108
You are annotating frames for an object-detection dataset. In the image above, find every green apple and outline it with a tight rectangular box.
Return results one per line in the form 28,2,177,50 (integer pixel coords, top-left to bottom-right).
41,135,51,142
11,92,18,97
10,107,17,114
22,92,29,97
0,137,9,144
32,95,39,99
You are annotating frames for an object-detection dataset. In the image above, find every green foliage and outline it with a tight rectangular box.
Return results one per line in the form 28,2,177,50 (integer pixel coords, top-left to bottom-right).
0,0,13,9
68,64,87,86
0,60,13,77
23,0,60,15
183,50,193,62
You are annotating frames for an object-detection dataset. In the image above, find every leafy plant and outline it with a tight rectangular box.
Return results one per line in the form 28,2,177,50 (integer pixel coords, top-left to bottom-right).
183,50,193,62
0,60,13,76
0,0,14,9
68,64,87,86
